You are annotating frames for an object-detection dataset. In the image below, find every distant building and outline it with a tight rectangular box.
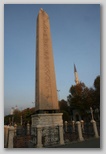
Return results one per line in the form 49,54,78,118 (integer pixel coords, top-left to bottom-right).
15,105,18,110
10,105,18,115
10,107,14,115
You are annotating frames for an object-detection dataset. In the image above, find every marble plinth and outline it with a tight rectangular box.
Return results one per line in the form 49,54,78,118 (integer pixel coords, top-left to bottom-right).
31,113,64,147
32,113,63,127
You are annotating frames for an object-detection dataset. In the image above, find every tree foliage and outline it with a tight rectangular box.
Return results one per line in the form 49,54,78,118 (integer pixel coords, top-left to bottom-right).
4,76,100,124
68,82,91,112
93,75,100,109
59,99,70,121
13,109,21,124
67,76,100,116
4,107,35,125
59,99,69,112
94,75,100,90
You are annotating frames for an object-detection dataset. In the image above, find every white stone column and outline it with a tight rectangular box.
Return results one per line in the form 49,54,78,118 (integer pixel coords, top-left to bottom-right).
14,124,17,136
36,126,43,148
59,124,64,145
76,121,84,141
4,125,9,148
80,120,84,133
8,126,14,148
91,120,99,138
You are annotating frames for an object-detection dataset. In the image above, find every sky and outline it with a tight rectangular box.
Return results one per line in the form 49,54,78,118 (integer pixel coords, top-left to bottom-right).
4,4,100,115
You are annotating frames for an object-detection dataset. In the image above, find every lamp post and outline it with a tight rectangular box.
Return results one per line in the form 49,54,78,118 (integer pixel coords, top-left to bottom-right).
57,90,60,101
32,101,35,107
90,107,94,120
90,107,99,138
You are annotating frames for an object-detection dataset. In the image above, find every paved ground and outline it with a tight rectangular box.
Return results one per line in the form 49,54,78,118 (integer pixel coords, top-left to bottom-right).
48,138,100,148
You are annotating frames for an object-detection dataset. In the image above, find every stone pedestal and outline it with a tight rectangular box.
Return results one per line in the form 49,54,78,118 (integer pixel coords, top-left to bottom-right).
59,124,64,145
36,126,43,148
32,113,63,126
27,122,30,135
91,120,99,138
31,113,64,147
4,125,9,148
80,120,84,133
8,126,14,148
76,121,84,141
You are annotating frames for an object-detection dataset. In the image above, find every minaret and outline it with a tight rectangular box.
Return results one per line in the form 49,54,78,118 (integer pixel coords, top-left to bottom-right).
74,64,79,85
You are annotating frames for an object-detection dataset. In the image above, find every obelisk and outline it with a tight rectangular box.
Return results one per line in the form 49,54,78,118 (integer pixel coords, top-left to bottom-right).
31,9,64,147
35,8,59,112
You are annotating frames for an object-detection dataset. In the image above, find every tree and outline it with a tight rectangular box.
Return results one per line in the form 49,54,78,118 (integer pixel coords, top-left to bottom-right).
13,109,21,124
61,110,70,122
59,99,69,112
67,82,96,118
94,75,100,90
59,99,70,121
67,76,100,121
4,115,12,125
4,107,35,126
21,107,35,125
69,82,89,110
93,75,100,109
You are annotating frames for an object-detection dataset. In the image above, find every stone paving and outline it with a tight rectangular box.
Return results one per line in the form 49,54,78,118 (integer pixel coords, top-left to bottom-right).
48,138,100,148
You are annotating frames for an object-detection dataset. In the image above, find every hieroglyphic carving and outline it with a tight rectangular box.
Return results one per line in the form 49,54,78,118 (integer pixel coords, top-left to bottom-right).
35,9,59,110
36,17,39,105
43,18,52,105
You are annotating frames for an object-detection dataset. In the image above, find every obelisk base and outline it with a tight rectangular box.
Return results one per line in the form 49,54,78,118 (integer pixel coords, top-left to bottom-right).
31,113,64,148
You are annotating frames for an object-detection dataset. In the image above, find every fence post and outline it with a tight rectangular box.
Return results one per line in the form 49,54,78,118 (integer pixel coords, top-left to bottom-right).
36,125,43,148
80,120,84,133
14,124,17,136
72,120,75,132
27,122,30,135
59,124,64,145
91,120,99,138
8,126,14,148
4,125,9,148
76,121,84,141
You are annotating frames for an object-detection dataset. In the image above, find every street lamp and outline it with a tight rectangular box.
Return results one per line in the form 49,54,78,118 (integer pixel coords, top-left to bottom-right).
32,101,35,105
57,90,60,101
90,107,94,120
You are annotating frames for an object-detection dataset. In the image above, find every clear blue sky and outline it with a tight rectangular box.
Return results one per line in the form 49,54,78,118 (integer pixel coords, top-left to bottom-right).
4,4,100,115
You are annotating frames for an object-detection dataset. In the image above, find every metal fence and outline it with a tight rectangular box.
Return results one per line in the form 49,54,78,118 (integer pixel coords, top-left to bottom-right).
42,126,60,147
64,122,79,143
13,120,100,147
82,122,94,139
63,121,100,143
13,125,32,148
16,126,27,136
